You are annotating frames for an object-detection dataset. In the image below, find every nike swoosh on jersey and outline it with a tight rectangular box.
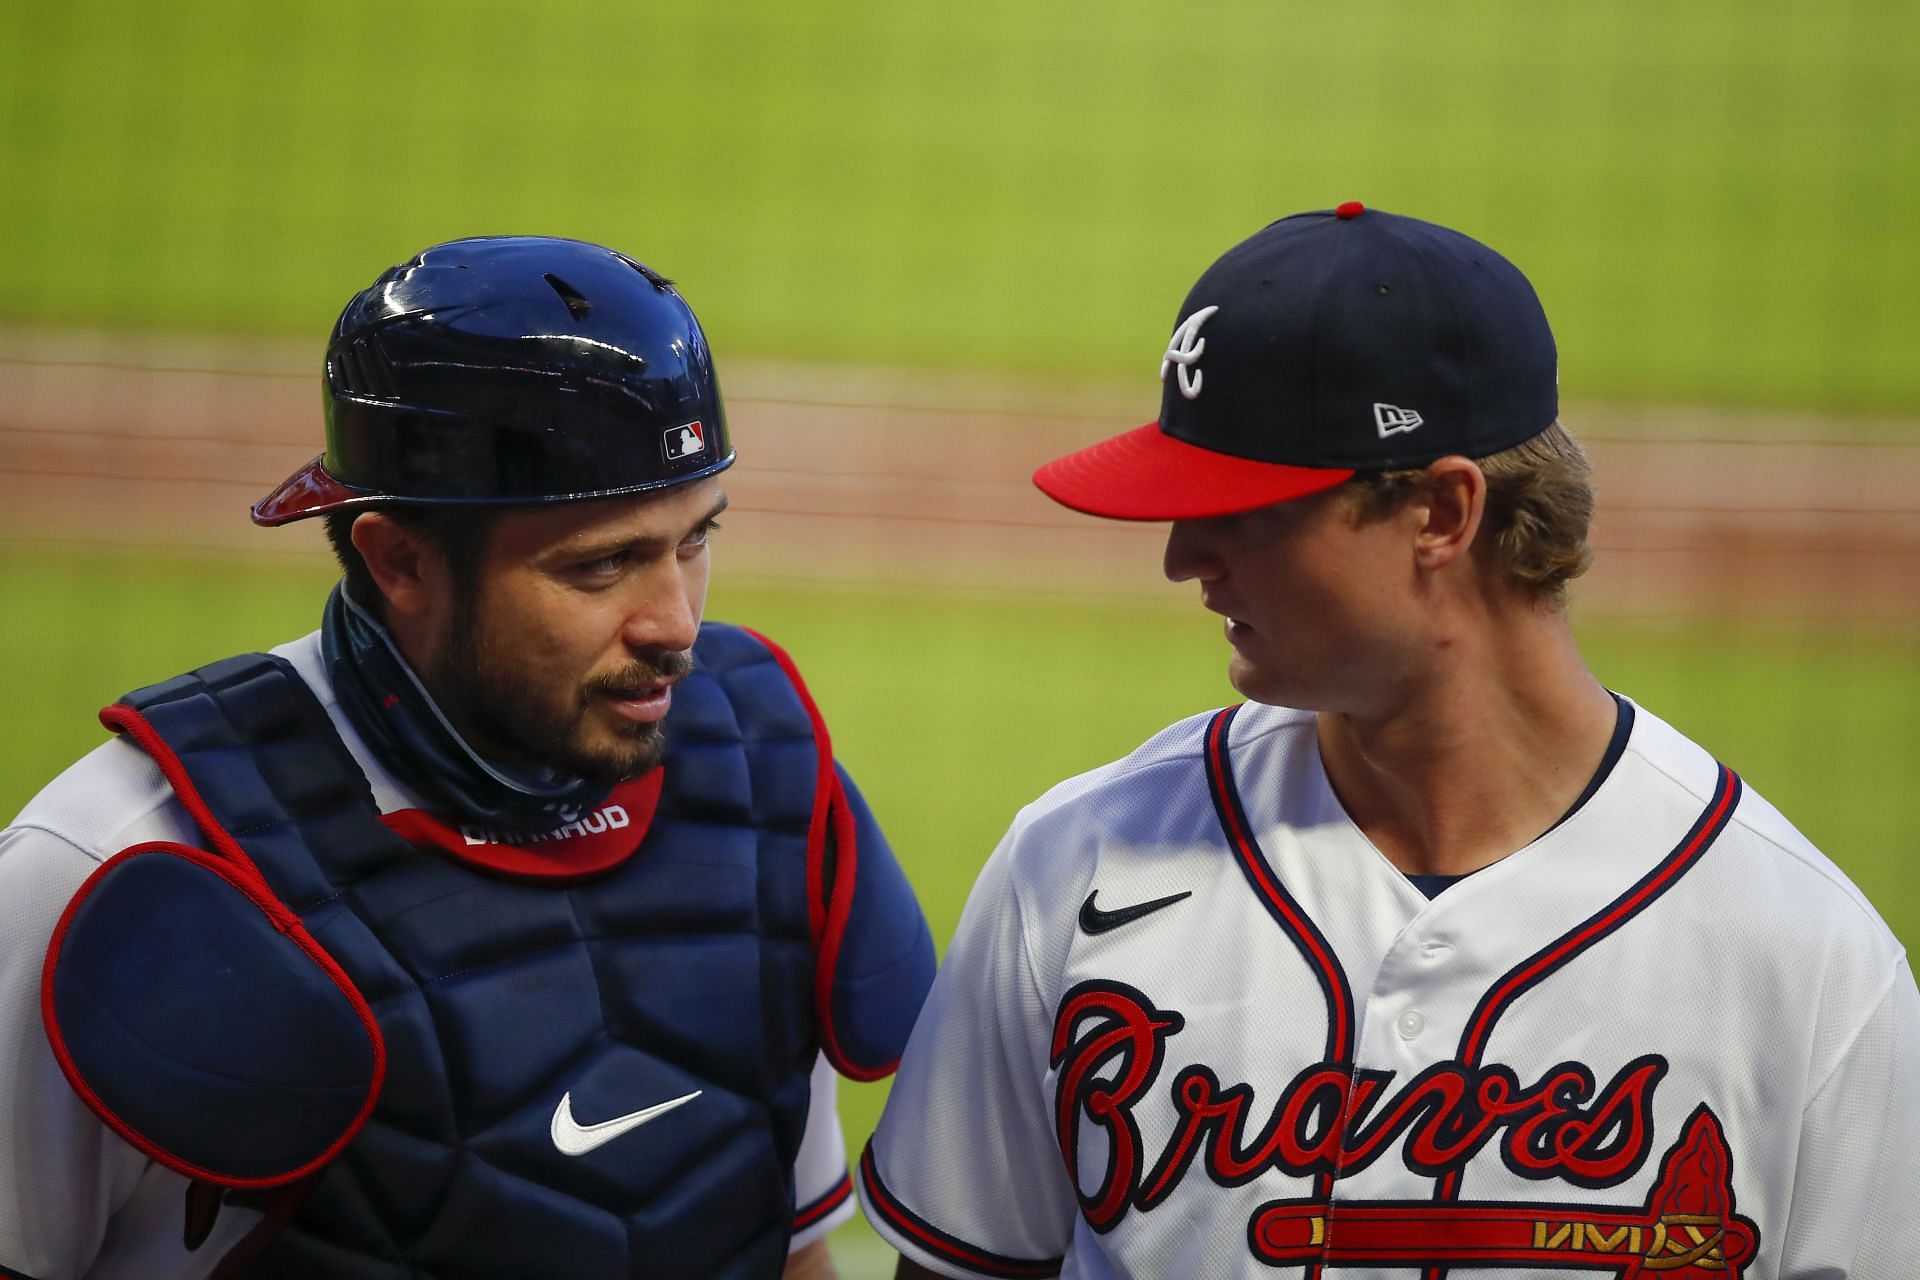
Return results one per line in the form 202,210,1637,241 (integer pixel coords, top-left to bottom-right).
1079,889,1193,935
550,1088,702,1156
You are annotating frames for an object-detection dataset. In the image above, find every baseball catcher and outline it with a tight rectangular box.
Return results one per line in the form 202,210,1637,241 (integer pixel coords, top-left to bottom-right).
1,237,935,1278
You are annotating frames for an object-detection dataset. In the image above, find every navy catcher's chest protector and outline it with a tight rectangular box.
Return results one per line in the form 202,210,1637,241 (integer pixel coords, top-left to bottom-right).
45,623,900,1279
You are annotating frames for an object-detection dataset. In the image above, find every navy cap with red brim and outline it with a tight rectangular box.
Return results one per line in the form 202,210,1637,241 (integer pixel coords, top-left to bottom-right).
1032,422,1354,521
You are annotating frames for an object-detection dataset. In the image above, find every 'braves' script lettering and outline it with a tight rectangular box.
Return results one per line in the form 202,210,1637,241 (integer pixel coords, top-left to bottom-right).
1052,982,1668,1233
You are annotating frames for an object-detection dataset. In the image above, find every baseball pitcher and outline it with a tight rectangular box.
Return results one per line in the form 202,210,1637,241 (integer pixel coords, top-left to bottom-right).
858,205,1920,1279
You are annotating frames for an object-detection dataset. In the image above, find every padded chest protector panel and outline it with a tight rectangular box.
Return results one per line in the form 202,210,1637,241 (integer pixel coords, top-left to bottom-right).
76,624,862,1278
43,839,384,1187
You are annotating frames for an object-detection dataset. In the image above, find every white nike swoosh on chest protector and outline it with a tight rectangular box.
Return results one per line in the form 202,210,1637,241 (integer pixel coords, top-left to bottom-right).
550,1088,703,1156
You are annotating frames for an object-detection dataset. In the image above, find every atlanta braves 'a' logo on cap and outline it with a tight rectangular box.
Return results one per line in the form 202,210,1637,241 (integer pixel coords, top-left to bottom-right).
1159,305,1220,401
662,420,707,462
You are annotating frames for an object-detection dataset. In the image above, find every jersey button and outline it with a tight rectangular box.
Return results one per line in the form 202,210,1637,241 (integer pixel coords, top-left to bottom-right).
1396,1009,1425,1040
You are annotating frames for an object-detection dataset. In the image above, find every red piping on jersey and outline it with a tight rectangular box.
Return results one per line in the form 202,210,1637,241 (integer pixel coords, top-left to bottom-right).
794,1170,854,1230
39,841,386,1189
1204,706,1354,1064
739,628,893,1081
1457,765,1743,1068
1205,704,1351,1278
859,1143,1063,1278
1424,764,1743,1280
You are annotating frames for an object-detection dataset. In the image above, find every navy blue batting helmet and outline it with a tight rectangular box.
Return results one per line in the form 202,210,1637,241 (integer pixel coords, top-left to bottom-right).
253,236,733,525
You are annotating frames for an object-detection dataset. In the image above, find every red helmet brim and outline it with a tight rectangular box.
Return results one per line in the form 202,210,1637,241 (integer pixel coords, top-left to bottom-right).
251,456,383,527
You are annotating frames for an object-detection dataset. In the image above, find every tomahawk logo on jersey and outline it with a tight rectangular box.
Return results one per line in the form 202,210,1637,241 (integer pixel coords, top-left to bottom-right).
859,701,1920,1279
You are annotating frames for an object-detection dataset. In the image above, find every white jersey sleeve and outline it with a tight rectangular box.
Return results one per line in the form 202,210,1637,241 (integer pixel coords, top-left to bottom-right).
858,824,1079,1277
0,822,137,1280
0,742,269,1280
1778,955,1920,1277
788,1052,857,1251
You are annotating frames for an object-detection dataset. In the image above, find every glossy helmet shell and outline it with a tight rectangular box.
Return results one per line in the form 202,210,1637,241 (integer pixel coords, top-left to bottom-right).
253,236,732,525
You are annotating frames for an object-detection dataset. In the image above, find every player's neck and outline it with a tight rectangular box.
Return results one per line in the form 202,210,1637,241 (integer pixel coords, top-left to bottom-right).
1314,610,1618,879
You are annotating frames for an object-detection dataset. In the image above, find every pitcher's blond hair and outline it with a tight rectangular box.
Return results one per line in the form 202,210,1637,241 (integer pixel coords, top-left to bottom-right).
1343,421,1595,604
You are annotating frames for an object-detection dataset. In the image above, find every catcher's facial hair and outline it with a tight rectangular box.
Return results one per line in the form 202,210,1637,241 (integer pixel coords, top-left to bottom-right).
1249,1111,1757,1278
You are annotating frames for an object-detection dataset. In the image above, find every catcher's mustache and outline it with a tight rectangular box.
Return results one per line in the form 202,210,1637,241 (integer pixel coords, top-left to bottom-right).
583,651,694,696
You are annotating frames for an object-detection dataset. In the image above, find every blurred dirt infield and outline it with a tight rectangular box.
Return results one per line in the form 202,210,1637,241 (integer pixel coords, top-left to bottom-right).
2,331,1916,623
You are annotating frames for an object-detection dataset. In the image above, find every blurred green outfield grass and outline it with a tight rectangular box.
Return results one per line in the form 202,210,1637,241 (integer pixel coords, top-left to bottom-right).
5,548,1917,1167
1,0,1916,414
3,4,1917,1267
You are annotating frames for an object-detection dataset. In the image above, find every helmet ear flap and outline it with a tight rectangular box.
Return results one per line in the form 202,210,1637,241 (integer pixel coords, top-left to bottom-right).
254,236,733,526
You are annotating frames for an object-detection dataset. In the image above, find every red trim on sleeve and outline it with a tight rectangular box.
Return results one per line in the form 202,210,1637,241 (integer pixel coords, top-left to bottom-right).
737,627,891,1080
858,1144,1063,1278
793,1170,854,1230
39,842,386,1189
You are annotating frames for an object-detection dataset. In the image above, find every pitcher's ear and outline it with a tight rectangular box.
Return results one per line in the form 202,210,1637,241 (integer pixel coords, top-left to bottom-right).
1411,456,1487,573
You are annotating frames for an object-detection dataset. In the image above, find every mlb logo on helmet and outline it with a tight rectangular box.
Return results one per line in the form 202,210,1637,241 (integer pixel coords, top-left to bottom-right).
663,420,707,462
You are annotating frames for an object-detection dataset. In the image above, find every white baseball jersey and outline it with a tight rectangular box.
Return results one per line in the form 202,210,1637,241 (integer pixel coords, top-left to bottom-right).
861,698,1920,1279
0,632,855,1280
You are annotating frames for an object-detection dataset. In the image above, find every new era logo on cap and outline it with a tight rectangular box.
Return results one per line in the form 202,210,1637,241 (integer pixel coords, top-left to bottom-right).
1374,403,1423,437
662,420,706,461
